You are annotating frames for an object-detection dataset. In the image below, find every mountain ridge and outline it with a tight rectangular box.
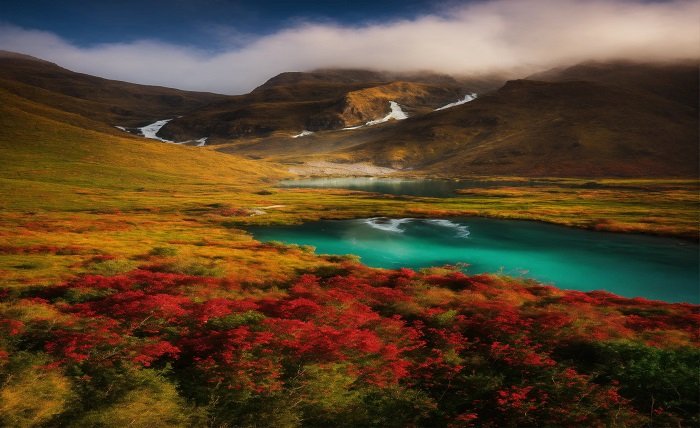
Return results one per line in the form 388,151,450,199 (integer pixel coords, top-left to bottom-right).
0,51,228,128
216,62,698,177
0,50,697,177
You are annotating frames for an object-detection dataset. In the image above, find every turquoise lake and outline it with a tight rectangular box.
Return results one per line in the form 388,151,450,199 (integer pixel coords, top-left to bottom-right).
248,217,700,303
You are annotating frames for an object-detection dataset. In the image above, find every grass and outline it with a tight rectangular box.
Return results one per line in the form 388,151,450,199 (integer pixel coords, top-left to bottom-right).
0,85,697,293
1,176,696,290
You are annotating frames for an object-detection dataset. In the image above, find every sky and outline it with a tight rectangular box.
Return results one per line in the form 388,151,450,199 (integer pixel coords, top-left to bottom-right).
0,0,698,94
0,0,440,49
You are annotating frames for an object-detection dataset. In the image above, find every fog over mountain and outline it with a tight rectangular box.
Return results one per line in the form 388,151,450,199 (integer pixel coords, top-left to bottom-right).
0,0,698,94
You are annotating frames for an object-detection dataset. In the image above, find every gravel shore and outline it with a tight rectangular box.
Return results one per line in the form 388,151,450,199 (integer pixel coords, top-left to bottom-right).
288,161,397,176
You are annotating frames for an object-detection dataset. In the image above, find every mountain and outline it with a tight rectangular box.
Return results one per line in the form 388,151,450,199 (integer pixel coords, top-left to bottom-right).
0,51,228,128
157,69,493,142
220,61,699,177
528,60,699,110
0,51,696,177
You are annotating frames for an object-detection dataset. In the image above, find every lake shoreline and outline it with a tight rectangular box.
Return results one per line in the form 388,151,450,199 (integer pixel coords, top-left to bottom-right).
248,216,700,303
273,177,700,242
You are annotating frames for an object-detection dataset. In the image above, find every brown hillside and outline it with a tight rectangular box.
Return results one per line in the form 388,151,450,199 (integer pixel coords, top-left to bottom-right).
529,60,699,110
218,62,699,178
0,51,228,128
159,70,472,141
337,76,699,177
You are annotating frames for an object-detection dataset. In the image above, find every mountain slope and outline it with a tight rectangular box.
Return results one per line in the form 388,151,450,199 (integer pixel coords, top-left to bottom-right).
0,86,285,211
529,60,699,110
0,51,228,128
342,77,698,176
158,70,482,142
220,61,698,178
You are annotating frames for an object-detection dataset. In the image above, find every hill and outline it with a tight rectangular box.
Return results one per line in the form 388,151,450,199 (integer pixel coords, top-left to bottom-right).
0,51,228,128
0,84,285,211
529,60,699,109
220,61,699,177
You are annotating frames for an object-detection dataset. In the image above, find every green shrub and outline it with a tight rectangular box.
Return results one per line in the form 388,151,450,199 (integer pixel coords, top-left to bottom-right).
208,310,266,329
149,246,178,257
158,259,226,277
69,369,196,428
0,353,75,427
87,258,137,275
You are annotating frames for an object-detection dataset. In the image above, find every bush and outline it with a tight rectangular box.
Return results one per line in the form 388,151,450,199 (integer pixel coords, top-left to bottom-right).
87,258,137,275
155,259,226,277
0,353,75,427
13,261,47,270
149,246,178,257
70,369,196,428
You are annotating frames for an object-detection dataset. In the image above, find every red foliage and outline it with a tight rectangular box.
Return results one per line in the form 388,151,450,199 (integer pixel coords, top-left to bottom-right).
133,341,181,367
1,264,697,424
0,319,24,336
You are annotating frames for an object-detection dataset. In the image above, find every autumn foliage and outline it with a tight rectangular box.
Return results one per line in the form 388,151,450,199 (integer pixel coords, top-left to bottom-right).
1,264,698,427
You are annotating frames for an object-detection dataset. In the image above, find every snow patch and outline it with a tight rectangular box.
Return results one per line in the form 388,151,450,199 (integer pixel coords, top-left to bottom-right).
363,217,413,233
138,119,173,142
292,130,314,138
343,101,408,130
366,101,408,125
435,93,477,111
116,119,208,147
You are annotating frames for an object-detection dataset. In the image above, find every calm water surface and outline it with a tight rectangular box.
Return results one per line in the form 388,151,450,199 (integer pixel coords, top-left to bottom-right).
249,217,699,303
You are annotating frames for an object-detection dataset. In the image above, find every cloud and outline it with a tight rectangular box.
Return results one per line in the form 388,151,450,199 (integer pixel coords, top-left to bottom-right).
1,0,698,94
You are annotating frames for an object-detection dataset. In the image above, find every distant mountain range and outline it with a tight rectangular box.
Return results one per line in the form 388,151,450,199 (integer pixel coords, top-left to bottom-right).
0,50,697,177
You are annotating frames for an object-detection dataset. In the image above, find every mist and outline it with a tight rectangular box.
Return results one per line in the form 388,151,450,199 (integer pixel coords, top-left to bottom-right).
1,0,698,94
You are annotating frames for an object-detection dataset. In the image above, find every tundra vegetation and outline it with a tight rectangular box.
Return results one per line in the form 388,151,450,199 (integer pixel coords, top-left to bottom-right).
0,56,698,427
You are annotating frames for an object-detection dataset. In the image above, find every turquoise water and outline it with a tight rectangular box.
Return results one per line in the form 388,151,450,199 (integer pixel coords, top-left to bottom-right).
277,177,609,197
248,217,700,303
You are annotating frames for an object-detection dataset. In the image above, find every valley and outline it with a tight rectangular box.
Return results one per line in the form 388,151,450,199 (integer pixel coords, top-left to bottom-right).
0,49,698,427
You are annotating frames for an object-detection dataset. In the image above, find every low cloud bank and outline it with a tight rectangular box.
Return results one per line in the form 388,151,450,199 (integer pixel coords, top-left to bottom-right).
1,0,698,94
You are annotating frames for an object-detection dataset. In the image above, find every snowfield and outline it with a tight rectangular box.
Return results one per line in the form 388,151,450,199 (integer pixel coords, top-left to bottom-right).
138,119,173,142
435,93,477,111
343,101,408,130
114,119,209,147
366,101,408,125
292,130,314,138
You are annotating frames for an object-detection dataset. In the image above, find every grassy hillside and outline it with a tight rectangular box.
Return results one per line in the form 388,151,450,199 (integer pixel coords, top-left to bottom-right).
0,87,286,211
